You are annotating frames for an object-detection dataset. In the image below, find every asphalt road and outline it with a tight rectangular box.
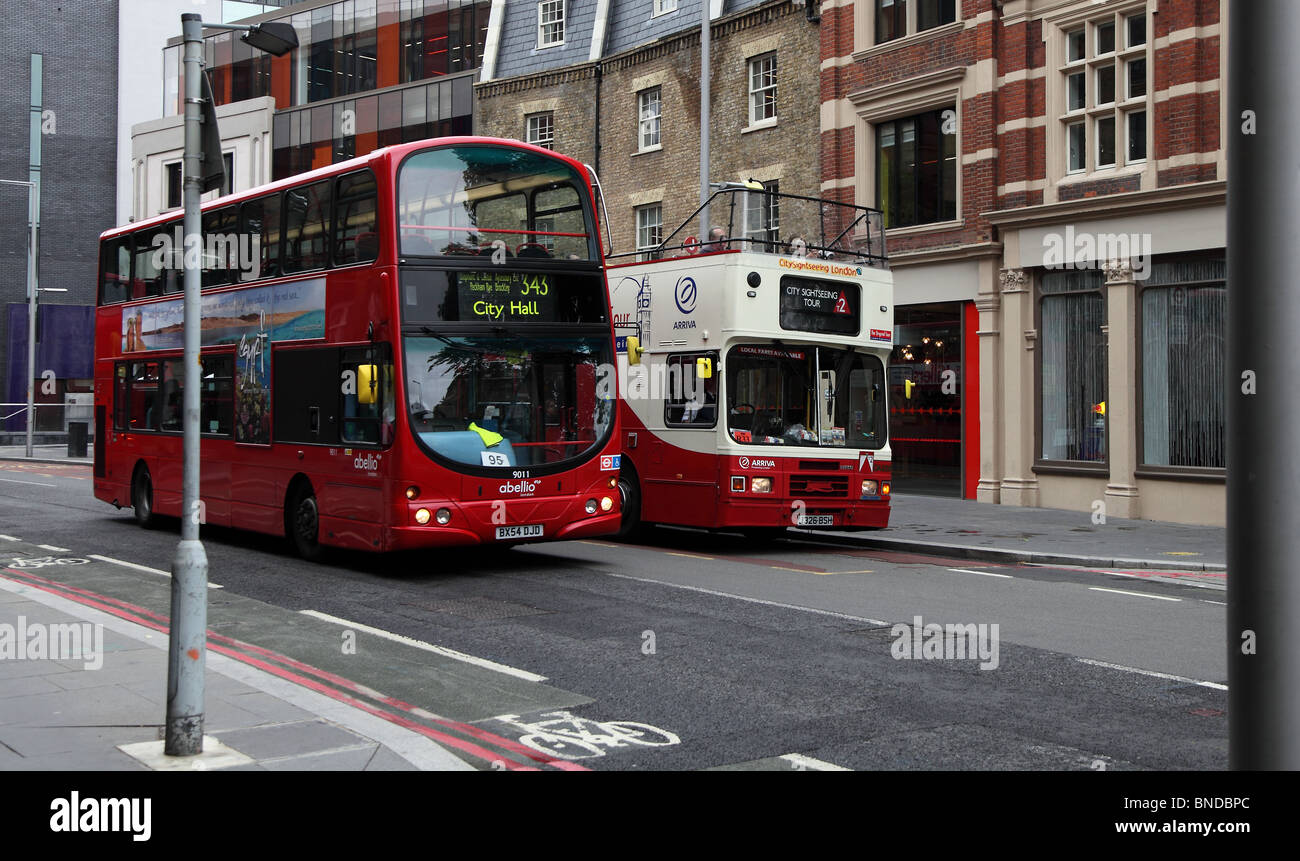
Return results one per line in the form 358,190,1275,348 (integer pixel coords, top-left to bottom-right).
0,460,1228,770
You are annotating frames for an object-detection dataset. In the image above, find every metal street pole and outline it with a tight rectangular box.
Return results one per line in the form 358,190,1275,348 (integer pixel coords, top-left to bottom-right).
1227,0,1300,769
2,179,38,457
165,11,210,757
24,184,37,459
699,1,710,239
162,12,295,759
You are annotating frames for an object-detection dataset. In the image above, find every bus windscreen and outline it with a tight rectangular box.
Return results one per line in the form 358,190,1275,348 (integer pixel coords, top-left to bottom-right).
398,145,595,261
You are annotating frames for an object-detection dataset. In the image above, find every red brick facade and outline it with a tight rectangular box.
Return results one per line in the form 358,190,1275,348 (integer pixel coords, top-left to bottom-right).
820,0,1222,247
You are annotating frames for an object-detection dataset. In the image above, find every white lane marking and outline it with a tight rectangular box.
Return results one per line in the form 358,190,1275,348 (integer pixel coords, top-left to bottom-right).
1088,586,1181,602
948,567,1013,579
1202,600,1226,606
38,544,70,552
602,571,891,626
299,610,547,683
780,753,851,771
1023,562,1223,589
1076,657,1227,691
0,478,57,487
87,553,224,590
0,535,20,541
0,575,471,772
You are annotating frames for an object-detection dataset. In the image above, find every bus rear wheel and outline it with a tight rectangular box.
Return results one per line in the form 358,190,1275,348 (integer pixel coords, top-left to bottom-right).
131,465,158,529
287,484,323,561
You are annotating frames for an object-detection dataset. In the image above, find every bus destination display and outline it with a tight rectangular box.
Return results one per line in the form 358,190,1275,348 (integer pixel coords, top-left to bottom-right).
778,276,860,336
456,271,556,322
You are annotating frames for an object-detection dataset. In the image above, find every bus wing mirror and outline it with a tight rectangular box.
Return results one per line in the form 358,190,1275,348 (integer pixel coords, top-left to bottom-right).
358,364,379,405
696,357,713,379
626,336,644,366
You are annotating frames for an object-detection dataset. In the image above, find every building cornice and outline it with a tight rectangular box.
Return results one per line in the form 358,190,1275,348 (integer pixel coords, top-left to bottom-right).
983,180,1226,229
476,63,598,97
846,66,967,108
887,240,1004,268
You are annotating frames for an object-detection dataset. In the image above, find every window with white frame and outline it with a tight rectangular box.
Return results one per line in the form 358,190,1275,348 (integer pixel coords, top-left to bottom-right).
653,0,678,15
743,180,780,251
636,205,662,260
538,0,565,48
748,53,777,126
1061,7,1148,174
874,0,957,44
526,112,554,149
638,87,661,151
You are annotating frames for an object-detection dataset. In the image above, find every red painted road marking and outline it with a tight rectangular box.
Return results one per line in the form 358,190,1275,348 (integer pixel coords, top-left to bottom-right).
0,566,587,771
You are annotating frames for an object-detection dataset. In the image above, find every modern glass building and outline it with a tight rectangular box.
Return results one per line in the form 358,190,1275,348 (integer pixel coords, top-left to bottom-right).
158,0,485,181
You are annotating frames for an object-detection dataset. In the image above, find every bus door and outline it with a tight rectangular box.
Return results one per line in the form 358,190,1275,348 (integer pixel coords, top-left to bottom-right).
644,351,719,526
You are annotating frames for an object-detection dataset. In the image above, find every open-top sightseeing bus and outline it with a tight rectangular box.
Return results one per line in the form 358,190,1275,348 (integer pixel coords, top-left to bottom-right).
94,137,622,557
607,185,893,539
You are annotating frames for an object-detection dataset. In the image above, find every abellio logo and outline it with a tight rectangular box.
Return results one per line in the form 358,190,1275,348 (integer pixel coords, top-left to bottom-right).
353,453,381,470
499,480,539,494
674,275,698,314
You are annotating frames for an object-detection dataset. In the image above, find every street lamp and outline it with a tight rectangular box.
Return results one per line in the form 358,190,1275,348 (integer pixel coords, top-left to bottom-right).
165,12,296,759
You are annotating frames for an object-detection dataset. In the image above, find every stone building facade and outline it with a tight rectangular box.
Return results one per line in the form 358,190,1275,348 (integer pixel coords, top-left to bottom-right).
821,0,1226,524
477,0,823,258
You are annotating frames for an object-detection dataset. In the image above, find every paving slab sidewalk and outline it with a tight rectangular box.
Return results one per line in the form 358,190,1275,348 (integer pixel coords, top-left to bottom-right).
0,578,473,772
801,493,1226,572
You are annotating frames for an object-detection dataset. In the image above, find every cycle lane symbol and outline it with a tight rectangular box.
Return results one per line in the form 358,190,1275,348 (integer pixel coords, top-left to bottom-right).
492,710,680,760
9,556,90,569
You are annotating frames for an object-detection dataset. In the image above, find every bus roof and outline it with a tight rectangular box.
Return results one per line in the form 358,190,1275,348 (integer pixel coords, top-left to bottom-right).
99,136,590,242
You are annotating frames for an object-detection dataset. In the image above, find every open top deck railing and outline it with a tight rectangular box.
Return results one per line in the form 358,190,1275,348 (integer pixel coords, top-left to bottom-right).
607,188,889,267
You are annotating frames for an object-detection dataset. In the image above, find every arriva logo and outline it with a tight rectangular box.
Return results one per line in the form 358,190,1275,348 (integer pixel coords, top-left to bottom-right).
674,275,698,314
499,480,539,494
354,453,381,470
739,457,776,469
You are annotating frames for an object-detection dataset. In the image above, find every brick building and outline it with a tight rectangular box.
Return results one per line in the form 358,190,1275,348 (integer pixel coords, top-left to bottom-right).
821,0,1226,524
476,0,823,258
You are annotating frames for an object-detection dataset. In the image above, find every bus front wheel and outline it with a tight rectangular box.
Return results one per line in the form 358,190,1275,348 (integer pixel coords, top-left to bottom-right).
287,483,323,561
613,471,644,542
132,465,158,529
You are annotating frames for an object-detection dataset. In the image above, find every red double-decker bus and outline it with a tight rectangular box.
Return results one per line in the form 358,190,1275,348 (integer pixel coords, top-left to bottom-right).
94,137,622,557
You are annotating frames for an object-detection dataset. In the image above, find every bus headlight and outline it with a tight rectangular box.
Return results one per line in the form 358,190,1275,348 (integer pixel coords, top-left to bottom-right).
414,508,431,525
585,498,598,515
861,480,878,497
751,477,772,493
435,507,452,524
600,496,614,511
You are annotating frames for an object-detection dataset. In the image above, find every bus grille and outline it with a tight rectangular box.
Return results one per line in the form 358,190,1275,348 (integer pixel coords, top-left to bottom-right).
789,475,850,497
